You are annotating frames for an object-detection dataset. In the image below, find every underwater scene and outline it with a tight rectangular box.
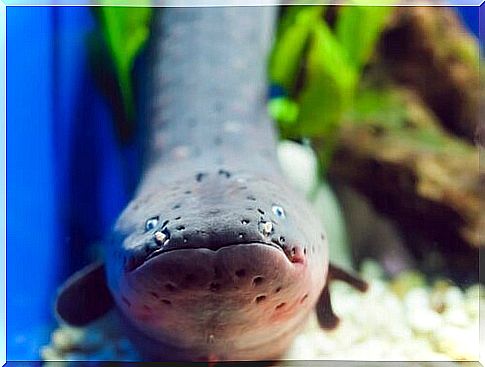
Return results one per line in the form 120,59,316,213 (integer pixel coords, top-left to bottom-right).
5,4,483,366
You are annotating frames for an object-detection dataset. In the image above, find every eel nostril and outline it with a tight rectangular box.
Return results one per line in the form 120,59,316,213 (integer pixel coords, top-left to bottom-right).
255,295,266,303
154,228,170,247
185,273,196,282
235,269,246,277
252,276,264,286
241,219,250,225
275,302,286,310
161,299,172,306
165,283,176,292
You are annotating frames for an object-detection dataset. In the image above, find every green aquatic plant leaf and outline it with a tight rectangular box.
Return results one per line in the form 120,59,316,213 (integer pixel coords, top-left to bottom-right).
336,6,392,73
96,5,152,127
269,6,324,93
296,20,358,139
268,97,299,126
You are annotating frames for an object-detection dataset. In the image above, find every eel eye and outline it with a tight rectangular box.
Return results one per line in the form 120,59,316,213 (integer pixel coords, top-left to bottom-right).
145,216,159,231
272,205,285,219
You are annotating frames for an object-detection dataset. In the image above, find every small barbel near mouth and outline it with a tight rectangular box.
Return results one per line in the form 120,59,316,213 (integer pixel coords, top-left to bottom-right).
129,240,287,272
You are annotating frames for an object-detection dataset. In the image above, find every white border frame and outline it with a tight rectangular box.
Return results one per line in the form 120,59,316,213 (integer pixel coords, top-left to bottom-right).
1,2,482,366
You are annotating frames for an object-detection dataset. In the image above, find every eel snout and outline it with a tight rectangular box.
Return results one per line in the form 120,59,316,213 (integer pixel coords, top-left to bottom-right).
119,170,314,272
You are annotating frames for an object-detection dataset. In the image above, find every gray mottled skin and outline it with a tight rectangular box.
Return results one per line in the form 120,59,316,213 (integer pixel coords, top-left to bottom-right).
56,6,366,363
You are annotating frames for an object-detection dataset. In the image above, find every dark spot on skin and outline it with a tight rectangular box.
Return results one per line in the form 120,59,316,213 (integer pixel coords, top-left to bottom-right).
214,137,222,146
275,303,286,310
300,294,308,303
122,296,131,308
196,172,207,182
247,196,256,201
253,276,264,286
161,299,172,305
209,283,221,292
246,207,253,211
255,295,266,303
184,190,192,195
177,225,185,231
321,233,325,240
150,291,159,299
239,186,248,190
173,204,181,209
304,248,307,255
257,209,265,215
235,269,246,277
165,283,176,292
185,274,196,282
275,287,282,293
241,219,250,225
175,216,181,220
162,220,169,228
218,169,231,178
209,209,221,215
214,102,223,112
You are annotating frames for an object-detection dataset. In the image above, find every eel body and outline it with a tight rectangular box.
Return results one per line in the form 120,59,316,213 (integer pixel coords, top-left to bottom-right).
56,7,367,362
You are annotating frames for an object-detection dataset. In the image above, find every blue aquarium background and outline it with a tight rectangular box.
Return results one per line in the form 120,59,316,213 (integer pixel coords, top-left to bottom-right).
5,5,482,361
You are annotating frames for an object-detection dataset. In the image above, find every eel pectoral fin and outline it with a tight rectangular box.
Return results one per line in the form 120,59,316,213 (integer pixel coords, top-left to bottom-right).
328,263,368,292
55,261,114,327
316,284,340,330
316,262,368,330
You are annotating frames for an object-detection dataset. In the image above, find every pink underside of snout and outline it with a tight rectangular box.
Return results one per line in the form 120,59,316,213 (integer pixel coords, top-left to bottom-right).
115,242,323,361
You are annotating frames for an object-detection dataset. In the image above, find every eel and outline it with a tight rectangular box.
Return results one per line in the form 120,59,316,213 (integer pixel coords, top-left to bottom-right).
55,6,367,362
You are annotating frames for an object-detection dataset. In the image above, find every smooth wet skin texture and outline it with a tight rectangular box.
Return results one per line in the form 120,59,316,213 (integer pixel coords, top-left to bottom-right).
114,244,323,361
55,7,367,362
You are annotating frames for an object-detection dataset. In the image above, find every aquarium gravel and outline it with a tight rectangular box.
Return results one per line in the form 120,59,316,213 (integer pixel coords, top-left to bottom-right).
41,260,483,364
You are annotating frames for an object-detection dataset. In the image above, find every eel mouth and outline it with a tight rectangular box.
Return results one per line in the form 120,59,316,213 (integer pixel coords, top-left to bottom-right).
123,240,293,273
141,240,287,268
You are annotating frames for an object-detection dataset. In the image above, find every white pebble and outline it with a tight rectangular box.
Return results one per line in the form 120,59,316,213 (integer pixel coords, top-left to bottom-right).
443,307,470,327
408,308,442,333
277,140,318,196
